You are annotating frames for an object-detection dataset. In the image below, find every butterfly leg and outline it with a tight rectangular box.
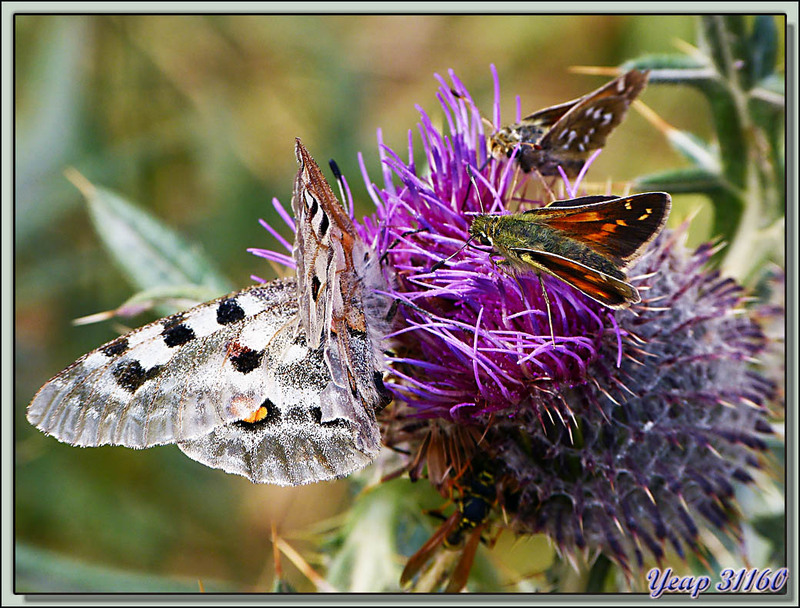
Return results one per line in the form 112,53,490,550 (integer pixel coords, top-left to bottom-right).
431,234,477,272
487,253,510,274
531,166,557,204
506,162,524,211
380,227,429,265
538,272,557,347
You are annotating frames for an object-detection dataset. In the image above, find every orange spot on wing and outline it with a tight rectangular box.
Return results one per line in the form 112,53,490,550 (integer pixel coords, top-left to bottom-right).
229,394,260,420
242,406,268,424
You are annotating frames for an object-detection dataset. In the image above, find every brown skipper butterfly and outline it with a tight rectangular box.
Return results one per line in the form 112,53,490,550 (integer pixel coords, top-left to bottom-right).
489,69,649,178
468,192,672,308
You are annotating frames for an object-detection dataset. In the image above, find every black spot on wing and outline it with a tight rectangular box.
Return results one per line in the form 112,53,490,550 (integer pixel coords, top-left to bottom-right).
318,211,330,238
283,408,309,425
260,399,281,425
311,275,321,302
230,348,264,374
162,323,195,348
112,360,162,393
310,407,348,429
217,298,245,325
161,313,185,329
101,337,129,357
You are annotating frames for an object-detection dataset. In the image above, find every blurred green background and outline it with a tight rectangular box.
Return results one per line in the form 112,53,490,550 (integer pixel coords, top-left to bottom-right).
16,14,766,592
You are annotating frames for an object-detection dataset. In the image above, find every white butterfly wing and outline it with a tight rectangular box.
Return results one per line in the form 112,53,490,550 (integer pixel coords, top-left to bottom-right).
28,140,389,486
27,278,382,485
27,281,296,449
177,316,381,485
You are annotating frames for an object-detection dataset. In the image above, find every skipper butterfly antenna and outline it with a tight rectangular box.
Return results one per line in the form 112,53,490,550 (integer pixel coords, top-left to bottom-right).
466,165,486,213
450,88,497,135
431,235,476,272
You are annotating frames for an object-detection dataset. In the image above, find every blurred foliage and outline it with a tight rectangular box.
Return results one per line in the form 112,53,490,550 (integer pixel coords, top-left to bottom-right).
630,16,785,281
14,14,785,594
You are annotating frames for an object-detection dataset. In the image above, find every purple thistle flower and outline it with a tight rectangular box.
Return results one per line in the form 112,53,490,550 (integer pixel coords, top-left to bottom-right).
487,228,777,571
358,69,778,575
354,70,627,424
254,67,781,578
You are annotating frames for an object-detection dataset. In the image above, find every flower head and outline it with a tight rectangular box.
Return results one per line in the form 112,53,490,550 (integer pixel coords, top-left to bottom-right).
354,67,778,575
254,66,780,581
359,69,625,424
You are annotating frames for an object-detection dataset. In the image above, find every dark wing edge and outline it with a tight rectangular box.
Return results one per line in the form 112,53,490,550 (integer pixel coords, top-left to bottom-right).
524,192,671,265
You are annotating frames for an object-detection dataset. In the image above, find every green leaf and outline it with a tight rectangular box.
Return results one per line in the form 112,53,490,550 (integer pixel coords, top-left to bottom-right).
700,16,747,84
67,171,233,298
15,17,90,244
665,130,720,172
624,53,708,72
704,79,748,190
16,543,236,593
325,482,408,592
750,513,786,565
633,166,726,194
585,554,614,592
623,54,717,87
755,73,786,98
706,189,746,247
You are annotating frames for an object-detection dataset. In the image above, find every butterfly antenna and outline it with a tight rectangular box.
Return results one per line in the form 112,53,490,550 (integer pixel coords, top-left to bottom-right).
328,158,350,214
450,88,497,134
431,235,475,272
465,164,488,213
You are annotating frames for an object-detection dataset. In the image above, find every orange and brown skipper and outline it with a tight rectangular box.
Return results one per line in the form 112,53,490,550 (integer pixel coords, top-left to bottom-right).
468,192,672,308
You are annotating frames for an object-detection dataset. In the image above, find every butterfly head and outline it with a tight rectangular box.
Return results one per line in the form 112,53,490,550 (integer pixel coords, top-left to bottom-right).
468,214,497,247
488,126,520,161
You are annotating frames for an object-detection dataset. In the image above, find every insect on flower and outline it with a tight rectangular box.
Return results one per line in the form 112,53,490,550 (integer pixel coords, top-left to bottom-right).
26,140,391,486
468,192,672,309
401,467,498,592
489,69,650,177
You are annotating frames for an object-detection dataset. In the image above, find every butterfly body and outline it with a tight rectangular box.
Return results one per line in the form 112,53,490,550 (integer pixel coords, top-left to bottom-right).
28,140,391,486
489,69,649,177
470,211,625,280
468,192,672,309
